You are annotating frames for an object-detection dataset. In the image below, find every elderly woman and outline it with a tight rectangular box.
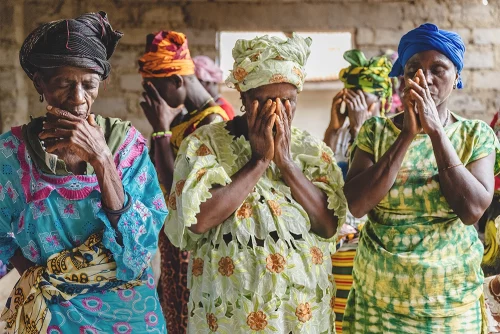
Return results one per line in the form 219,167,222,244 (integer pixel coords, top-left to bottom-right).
343,23,500,333
193,55,235,119
165,34,346,333
138,31,229,333
324,49,392,334
0,12,167,333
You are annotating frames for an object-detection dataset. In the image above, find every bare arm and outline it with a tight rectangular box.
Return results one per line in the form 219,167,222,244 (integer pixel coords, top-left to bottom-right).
277,99,338,238
344,132,414,218
280,162,338,238
190,99,276,234
430,130,494,225
152,137,176,195
191,158,269,234
41,108,126,243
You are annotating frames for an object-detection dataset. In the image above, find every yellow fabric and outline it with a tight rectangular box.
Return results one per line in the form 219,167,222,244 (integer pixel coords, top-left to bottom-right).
483,219,499,265
170,106,229,154
138,31,195,78
0,233,143,334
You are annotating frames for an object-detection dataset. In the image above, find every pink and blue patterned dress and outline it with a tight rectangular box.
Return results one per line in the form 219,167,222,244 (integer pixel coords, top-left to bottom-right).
0,121,168,333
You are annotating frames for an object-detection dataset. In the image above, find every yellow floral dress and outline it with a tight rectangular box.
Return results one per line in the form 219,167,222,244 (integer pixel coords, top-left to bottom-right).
343,114,500,334
165,122,346,333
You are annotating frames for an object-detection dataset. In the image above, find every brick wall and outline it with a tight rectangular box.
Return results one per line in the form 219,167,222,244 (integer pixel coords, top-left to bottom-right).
1,0,499,137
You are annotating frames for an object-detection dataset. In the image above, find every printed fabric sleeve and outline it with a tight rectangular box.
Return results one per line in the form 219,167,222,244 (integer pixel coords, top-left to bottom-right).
96,132,168,281
291,128,347,245
467,120,500,175
350,116,378,158
0,131,23,265
164,131,232,251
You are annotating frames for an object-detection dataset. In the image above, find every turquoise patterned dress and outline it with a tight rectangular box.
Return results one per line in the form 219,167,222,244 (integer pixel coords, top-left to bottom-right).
0,119,168,333
343,114,500,334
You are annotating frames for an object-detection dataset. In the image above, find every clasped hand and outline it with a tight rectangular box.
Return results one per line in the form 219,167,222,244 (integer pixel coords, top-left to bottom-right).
402,69,444,138
247,98,293,169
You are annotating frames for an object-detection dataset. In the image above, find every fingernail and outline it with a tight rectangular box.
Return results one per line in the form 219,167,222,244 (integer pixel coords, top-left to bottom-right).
47,106,52,110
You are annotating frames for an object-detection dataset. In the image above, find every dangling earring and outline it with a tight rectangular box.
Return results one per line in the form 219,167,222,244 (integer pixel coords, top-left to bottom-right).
39,94,44,103
240,105,246,113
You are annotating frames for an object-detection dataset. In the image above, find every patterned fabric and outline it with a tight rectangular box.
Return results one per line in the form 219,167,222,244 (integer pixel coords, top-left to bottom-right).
344,289,484,334
342,114,500,333
0,121,168,333
138,31,195,78
158,106,228,334
20,11,122,81
170,105,229,154
225,33,311,92
193,56,223,83
165,122,347,333
1,232,144,334
390,23,466,89
339,49,393,115
331,248,356,334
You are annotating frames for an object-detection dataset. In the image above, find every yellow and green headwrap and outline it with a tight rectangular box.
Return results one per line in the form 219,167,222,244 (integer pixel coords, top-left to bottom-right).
225,33,311,92
339,49,393,115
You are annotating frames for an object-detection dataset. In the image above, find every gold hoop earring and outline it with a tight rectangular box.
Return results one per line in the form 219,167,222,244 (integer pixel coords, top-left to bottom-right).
39,94,44,103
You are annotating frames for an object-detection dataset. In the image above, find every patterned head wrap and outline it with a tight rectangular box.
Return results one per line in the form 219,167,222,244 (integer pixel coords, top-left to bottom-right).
193,56,223,83
225,33,311,92
138,31,195,78
20,11,122,80
390,23,465,89
339,49,393,115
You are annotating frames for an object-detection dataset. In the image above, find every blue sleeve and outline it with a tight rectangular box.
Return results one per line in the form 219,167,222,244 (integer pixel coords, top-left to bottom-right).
96,136,168,281
0,131,23,265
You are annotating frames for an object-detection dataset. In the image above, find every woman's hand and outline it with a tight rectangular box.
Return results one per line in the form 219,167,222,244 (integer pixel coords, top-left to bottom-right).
274,98,293,169
345,89,375,137
39,107,111,166
327,90,347,131
401,80,422,138
140,81,183,132
247,99,276,163
407,69,443,137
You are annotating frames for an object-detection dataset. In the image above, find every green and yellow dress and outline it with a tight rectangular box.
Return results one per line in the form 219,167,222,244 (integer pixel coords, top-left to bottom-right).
343,114,500,334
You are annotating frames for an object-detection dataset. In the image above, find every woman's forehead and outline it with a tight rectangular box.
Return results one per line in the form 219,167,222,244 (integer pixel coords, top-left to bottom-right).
406,50,453,67
248,83,297,100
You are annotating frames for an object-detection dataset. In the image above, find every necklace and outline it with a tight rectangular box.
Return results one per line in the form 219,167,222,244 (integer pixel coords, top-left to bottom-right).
189,97,214,115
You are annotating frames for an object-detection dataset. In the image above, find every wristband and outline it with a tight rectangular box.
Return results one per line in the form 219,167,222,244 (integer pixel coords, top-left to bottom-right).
152,131,172,140
102,193,132,216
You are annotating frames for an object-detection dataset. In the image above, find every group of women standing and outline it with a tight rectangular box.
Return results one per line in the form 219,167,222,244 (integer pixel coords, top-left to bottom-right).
0,10,498,334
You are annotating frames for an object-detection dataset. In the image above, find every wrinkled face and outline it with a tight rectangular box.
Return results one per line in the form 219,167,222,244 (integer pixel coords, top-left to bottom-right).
404,50,458,108
34,66,100,119
144,76,186,108
241,83,298,119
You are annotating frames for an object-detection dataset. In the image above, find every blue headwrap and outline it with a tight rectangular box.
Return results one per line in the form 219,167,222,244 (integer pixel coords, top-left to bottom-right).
389,23,465,89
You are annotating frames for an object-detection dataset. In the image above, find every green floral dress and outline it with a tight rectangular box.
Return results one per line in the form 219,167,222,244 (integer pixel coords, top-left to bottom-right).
164,122,346,333
343,114,500,334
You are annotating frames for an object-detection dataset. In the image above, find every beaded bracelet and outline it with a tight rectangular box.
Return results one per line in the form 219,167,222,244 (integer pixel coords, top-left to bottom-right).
102,193,132,216
439,163,463,172
151,131,172,140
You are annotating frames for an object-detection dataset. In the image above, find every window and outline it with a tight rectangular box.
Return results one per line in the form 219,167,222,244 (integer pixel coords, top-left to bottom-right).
217,31,353,84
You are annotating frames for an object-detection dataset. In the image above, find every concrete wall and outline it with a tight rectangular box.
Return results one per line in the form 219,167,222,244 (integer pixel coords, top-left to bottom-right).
1,0,499,139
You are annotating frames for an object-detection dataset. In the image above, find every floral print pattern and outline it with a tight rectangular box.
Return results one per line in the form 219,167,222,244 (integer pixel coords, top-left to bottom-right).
165,122,346,333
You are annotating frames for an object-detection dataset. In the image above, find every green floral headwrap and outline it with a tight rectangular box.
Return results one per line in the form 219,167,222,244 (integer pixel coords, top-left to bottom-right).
339,49,393,115
225,33,311,92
